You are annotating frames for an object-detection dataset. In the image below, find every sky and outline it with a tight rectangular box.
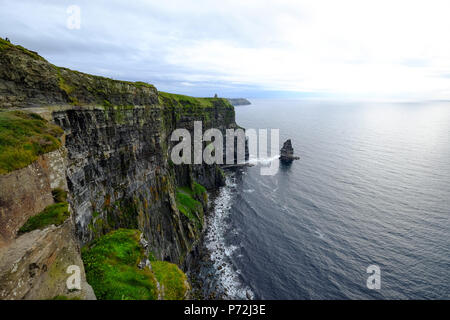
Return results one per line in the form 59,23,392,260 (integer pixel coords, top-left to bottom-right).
1,0,450,100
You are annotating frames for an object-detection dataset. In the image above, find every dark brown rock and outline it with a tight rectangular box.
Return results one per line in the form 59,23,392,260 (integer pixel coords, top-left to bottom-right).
279,139,300,163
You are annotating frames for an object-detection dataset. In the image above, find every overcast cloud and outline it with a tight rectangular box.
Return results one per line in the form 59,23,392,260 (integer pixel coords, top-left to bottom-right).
1,0,450,100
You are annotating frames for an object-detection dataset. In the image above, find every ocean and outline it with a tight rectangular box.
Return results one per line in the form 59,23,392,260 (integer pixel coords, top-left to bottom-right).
202,99,450,299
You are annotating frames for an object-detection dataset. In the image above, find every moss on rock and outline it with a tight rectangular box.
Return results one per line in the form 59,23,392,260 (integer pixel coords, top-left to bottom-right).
152,261,189,300
175,181,207,230
0,37,45,61
18,202,70,234
176,189,202,226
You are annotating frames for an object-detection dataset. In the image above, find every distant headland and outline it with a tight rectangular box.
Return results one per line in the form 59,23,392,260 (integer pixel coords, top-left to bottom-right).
226,98,251,106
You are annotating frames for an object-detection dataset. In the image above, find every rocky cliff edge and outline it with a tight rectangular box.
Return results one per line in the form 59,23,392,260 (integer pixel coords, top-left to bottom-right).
0,38,239,300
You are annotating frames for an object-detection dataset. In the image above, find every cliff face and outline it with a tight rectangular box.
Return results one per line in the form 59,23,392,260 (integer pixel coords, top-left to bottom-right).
53,102,231,264
0,39,239,299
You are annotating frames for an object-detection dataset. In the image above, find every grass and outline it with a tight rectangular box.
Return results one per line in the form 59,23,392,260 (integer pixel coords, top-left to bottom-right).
0,37,45,61
176,191,202,223
82,229,188,300
159,91,231,109
175,181,207,227
18,188,69,234
0,111,63,174
134,81,156,90
53,65,156,107
192,181,207,197
82,229,157,300
18,202,70,234
152,261,188,300
0,38,12,51
158,91,235,129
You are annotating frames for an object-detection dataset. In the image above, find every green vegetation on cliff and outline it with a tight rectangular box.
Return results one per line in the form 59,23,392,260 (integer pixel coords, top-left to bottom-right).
152,261,189,300
158,91,235,124
0,111,63,174
18,189,69,234
18,202,70,234
1,38,159,108
193,181,207,197
159,91,221,109
82,229,189,300
176,191,203,224
175,181,207,228
82,229,157,300
0,37,45,61
54,66,158,107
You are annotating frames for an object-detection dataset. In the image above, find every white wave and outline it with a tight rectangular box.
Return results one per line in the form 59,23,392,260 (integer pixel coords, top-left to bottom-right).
246,155,279,166
244,189,255,193
205,174,255,300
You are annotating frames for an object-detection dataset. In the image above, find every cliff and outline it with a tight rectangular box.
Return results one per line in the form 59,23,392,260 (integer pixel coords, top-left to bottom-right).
0,38,157,108
0,38,239,299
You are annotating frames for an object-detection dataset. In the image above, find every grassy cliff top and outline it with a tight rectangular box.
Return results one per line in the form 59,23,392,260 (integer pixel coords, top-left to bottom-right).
159,91,232,108
0,37,155,89
0,111,63,174
0,38,159,108
1,38,235,113
0,37,45,61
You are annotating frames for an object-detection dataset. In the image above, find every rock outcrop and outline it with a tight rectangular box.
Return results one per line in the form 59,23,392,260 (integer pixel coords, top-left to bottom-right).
0,219,95,300
0,148,67,246
0,137,93,299
279,139,300,163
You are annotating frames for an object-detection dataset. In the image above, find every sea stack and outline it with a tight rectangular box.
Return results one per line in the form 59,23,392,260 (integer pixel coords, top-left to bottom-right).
279,139,300,163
